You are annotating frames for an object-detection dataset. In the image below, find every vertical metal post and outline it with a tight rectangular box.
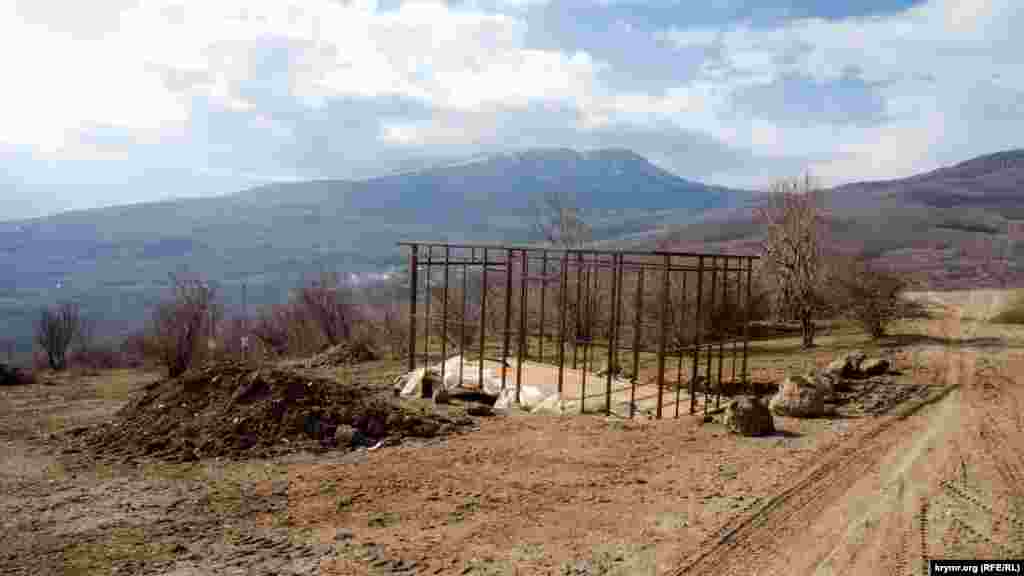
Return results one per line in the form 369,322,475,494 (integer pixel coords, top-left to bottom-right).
743,257,753,388
501,249,514,391
460,248,469,386
612,253,624,415
407,245,419,372
631,266,644,419
517,249,528,405
479,248,488,388
691,256,704,415
581,253,592,414
539,250,548,363
558,253,568,396
716,257,726,409
656,253,671,419
731,259,739,386
706,257,717,410
441,246,450,377
573,252,583,370
675,268,688,419
604,253,620,415
424,246,432,369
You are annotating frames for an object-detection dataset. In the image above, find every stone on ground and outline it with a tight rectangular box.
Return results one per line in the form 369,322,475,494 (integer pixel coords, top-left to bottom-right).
769,374,826,417
724,395,775,436
810,371,839,399
860,358,891,376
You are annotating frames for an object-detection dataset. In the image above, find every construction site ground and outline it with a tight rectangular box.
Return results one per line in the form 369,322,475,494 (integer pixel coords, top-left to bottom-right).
2,289,1022,575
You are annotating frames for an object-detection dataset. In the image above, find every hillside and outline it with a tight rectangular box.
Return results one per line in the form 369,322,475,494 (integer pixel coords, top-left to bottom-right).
660,149,1024,289
0,148,749,358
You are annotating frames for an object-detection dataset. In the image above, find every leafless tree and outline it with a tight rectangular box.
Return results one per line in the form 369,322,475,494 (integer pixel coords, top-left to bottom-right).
299,271,358,348
533,190,592,249
756,174,830,348
150,273,218,377
35,302,83,371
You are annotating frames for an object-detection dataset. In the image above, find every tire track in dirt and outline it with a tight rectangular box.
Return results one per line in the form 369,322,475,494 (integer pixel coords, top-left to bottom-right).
672,307,982,576
671,383,958,575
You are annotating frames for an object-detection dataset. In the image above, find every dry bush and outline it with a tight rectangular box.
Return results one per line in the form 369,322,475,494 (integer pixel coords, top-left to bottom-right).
533,190,592,249
299,271,359,347
992,289,1024,324
0,362,35,386
149,273,219,378
35,301,83,371
119,330,155,368
828,256,909,338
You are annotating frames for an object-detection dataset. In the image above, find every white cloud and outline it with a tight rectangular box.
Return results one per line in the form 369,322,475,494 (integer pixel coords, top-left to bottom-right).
1,0,602,156
656,0,1024,185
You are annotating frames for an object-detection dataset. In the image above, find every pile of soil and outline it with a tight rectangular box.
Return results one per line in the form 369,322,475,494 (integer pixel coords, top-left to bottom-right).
73,361,471,462
304,341,379,368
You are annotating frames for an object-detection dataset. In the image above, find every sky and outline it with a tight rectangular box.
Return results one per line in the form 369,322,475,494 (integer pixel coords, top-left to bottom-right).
1,0,1022,220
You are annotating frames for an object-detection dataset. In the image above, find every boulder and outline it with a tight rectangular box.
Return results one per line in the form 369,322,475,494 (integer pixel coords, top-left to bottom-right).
769,374,825,418
860,358,891,376
466,403,494,417
724,396,775,436
334,425,359,447
810,371,839,399
432,387,450,405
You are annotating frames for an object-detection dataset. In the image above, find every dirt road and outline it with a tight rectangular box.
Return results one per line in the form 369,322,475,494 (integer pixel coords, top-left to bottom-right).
673,299,1024,575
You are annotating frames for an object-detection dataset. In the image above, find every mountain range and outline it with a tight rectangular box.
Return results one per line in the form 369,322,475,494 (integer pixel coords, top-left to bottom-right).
2,146,1022,360
659,149,1024,289
0,148,751,358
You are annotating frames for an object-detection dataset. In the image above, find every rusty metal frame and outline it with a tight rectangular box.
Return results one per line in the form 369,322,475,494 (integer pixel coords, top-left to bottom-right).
400,242,757,419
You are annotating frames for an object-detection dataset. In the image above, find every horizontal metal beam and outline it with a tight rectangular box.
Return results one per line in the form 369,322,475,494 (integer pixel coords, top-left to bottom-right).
398,241,759,260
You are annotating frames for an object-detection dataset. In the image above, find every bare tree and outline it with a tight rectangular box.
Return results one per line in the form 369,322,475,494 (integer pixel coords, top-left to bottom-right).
35,302,82,371
298,271,358,348
756,174,829,348
533,190,592,249
150,273,218,377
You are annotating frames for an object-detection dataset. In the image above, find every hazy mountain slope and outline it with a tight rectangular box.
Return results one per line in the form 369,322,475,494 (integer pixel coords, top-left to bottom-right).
0,148,749,359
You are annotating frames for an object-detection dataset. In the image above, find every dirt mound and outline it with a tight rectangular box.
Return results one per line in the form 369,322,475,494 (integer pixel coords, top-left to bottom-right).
74,362,471,462
305,341,378,368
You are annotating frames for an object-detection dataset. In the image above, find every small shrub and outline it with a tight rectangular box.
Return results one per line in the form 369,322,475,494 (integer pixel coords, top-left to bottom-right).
149,273,219,378
991,290,1024,324
35,302,83,371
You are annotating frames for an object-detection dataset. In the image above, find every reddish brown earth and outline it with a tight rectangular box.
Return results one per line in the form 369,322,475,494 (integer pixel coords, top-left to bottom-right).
2,294,1022,575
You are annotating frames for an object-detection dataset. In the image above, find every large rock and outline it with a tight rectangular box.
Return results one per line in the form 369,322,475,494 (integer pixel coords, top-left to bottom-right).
810,371,839,399
860,358,891,376
824,350,867,379
724,396,775,436
769,375,826,418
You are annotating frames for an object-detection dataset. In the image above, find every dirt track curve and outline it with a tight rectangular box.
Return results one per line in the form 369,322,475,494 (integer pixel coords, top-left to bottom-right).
672,301,1024,575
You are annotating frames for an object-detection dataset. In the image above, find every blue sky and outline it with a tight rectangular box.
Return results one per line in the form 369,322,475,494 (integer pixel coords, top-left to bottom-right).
1,0,1022,219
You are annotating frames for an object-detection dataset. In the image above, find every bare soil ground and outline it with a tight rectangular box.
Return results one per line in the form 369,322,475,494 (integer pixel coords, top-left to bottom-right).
2,292,1022,575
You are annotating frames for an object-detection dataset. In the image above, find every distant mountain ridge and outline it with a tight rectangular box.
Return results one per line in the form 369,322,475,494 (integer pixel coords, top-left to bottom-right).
0,147,751,359
661,148,1024,289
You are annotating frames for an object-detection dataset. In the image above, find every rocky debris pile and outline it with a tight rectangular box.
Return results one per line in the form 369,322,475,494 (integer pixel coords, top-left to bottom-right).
73,361,470,462
769,374,825,418
724,395,775,436
304,341,378,368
